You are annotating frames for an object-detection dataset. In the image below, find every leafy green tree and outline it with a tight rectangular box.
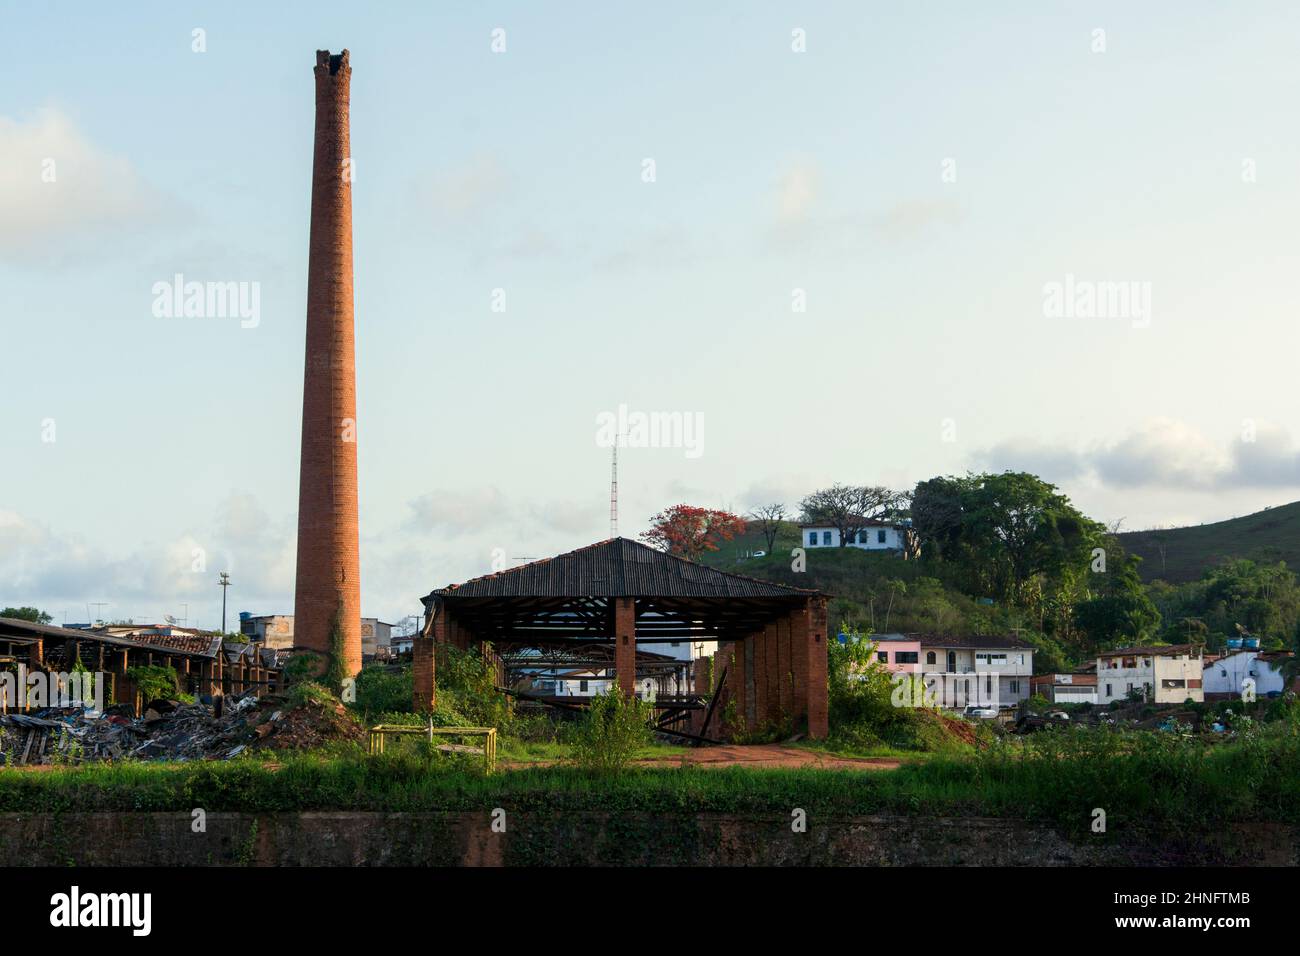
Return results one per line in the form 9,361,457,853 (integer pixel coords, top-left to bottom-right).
1074,545,1161,647
1,606,52,624
910,472,1103,604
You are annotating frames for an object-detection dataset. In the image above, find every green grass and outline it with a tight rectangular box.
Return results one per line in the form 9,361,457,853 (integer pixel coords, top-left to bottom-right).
1120,499,1300,583
4,730,1298,833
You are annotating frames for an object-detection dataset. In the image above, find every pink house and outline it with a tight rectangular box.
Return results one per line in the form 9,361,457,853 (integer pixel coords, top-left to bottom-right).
869,634,922,674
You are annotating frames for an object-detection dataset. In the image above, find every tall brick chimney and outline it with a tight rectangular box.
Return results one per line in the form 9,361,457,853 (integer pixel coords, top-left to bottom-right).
293,49,361,677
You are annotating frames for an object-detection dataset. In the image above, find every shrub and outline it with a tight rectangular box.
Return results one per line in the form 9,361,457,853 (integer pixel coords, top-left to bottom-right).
354,665,412,718
126,665,181,702
826,630,934,750
570,690,652,772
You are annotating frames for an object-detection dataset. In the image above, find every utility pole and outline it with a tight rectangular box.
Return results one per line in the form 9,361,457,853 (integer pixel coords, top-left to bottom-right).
219,572,231,634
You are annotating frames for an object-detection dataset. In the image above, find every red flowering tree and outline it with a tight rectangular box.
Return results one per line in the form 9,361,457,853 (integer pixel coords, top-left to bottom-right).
640,505,747,562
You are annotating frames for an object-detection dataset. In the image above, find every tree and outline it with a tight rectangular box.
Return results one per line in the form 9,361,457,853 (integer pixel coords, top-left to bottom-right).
1,606,52,625
799,484,907,548
1074,545,1160,647
640,505,747,562
909,477,968,561
910,472,1103,603
747,504,787,553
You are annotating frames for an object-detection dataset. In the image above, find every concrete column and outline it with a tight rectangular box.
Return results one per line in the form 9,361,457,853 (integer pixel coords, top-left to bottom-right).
614,597,636,696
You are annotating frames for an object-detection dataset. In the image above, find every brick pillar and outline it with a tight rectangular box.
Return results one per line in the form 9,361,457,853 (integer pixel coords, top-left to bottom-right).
742,635,757,729
776,615,793,718
614,597,636,696
30,639,42,668
806,597,829,739
751,629,768,728
789,605,810,727
413,638,436,712
759,622,777,725
293,47,362,679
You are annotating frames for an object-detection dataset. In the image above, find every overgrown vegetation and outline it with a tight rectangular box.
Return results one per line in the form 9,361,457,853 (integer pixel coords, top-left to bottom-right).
3,728,1298,832
825,632,987,754
125,665,182,703
352,644,514,734
569,690,653,772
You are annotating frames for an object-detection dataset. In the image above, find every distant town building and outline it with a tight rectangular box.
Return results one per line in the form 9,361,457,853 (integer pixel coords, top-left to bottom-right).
918,635,1034,708
799,519,909,553
1029,672,1098,705
1203,649,1293,700
238,613,392,658
1096,645,1204,705
860,633,922,675
239,614,294,649
360,618,393,660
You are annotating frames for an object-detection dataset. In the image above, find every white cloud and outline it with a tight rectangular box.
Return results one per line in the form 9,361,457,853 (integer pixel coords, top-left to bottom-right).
418,153,509,219
777,160,818,223
0,495,294,625
975,419,1300,491
0,109,169,264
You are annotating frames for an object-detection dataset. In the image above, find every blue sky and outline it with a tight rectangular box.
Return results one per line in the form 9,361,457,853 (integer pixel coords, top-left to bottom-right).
4,1,1300,628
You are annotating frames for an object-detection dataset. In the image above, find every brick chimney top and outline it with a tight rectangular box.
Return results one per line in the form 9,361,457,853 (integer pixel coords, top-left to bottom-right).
315,49,350,76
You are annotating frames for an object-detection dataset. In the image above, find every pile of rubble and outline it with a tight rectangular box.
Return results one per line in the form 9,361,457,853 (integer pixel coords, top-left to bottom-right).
0,691,364,765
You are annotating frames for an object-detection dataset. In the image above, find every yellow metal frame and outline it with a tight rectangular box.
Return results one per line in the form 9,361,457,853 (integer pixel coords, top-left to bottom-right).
368,723,497,772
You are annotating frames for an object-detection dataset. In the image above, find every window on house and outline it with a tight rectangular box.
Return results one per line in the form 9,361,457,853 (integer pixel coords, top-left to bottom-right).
822,531,831,546
857,531,867,544
877,529,887,544
1009,680,1020,694
896,652,918,664
926,651,936,665
808,532,817,546
1105,683,1112,696
877,652,888,663
579,680,588,693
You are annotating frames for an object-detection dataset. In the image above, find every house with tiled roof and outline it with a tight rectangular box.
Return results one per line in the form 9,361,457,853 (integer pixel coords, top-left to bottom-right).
1096,644,1204,705
912,634,1035,709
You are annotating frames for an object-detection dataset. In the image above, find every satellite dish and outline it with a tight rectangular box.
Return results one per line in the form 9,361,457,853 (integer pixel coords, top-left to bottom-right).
164,614,178,625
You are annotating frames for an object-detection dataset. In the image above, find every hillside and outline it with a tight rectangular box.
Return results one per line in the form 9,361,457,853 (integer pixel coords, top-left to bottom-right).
1119,500,1300,584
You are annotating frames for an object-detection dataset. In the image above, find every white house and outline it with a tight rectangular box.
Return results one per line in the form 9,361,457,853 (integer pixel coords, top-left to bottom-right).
543,641,703,700
800,519,909,553
916,635,1034,709
1203,650,1293,700
1096,645,1204,705
1029,672,1098,705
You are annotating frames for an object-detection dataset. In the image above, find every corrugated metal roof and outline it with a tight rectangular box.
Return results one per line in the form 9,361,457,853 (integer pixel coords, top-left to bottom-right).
428,537,819,601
